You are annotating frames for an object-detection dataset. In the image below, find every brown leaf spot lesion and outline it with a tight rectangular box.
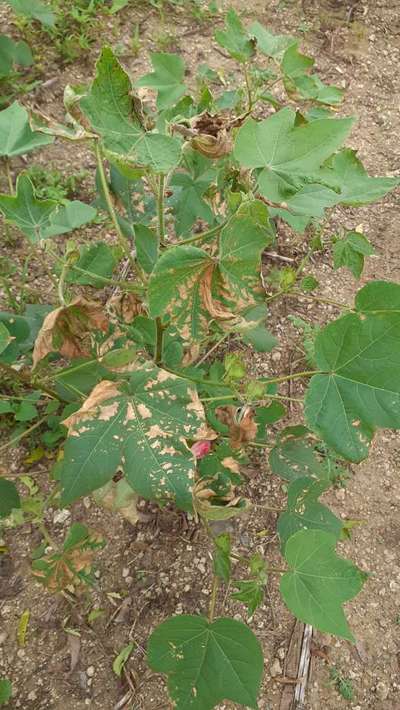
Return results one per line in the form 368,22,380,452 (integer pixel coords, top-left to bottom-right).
63,380,121,432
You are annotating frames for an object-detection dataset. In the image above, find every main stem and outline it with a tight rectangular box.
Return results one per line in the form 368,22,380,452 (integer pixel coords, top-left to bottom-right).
243,64,253,112
95,140,136,271
0,361,62,401
157,174,166,245
208,576,219,622
5,158,14,194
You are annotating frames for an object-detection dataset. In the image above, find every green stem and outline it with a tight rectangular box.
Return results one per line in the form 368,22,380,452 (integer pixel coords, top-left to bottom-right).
254,503,285,513
157,173,166,245
58,261,68,306
5,157,14,194
36,246,58,290
0,414,49,455
291,290,352,310
95,140,136,271
208,576,219,622
220,436,272,449
38,522,58,549
243,64,253,112
47,248,143,292
155,317,164,365
265,369,319,386
177,221,226,246
0,361,62,401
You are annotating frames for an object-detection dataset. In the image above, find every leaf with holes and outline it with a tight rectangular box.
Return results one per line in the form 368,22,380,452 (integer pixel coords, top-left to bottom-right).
281,529,366,640
269,428,343,482
305,282,400,461
136,52,186,110
59,364,209,511
147,615,263,709
278,477,343,549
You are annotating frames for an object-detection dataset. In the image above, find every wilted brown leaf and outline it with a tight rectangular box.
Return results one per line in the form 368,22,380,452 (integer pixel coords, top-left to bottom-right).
32,297,109,367
216,405,258,449
191,113,232,159
107,292,145,323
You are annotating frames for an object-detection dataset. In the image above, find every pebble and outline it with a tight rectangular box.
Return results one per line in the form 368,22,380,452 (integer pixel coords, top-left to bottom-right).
53,508,71,525
122,567,130,578
27,691,37,701
270,658,282,677
375,681,389,700
277,647,286,660
0,632,7,645
86,666,95,678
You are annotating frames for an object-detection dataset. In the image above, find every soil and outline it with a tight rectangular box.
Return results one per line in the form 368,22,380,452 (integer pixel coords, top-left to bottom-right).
0,1,399,709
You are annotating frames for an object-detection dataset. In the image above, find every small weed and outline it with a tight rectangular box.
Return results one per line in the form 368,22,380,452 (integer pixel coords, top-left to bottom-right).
329,666,355,701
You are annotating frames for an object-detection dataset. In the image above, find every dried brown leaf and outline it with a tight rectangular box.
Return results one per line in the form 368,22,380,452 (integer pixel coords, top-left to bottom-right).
32,297,109,367
107,292,145,323
216,405,258,449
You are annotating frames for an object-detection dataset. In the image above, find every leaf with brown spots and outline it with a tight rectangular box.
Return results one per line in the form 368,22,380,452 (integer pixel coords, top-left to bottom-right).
32,297,109,367
59,363,211,511
148,200,273,343
107,292,145,324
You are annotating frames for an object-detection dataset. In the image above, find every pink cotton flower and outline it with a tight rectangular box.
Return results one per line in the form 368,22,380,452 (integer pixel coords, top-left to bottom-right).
191,440,212,459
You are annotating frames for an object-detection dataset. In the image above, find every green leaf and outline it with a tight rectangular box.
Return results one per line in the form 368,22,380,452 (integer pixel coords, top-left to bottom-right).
67,242,118,287
0,478,21,518
269,428,341,482
5,0,55,26
324,149,400,205
234,108,354,178
215,8,255,63
0,679,12,706
305,286,400,460
109,0,130,13
0,102,53,158
0,175,96,242
231,580,264,617
292,74,344,105
170,170,215,236
250,21,295,58
278,477,343,549
134,224,159,274
0,322,12,355
281,529,366,640
113,642,135,677
0,174,57,242
301,275,319,291
42,201,97,238
14,400,38,421
80,48,182,173
147,615,263,709
213,533,231,583
0,35,32,76
333,231,374,279
281,42,314,78
136,52,186,110
60,364,208,511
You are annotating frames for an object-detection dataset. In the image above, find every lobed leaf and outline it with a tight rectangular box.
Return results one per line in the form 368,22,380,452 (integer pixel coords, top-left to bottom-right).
305,282,400,460
59,364,210,510
147,615,263,709
281,529,366,640
136,52,186,110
